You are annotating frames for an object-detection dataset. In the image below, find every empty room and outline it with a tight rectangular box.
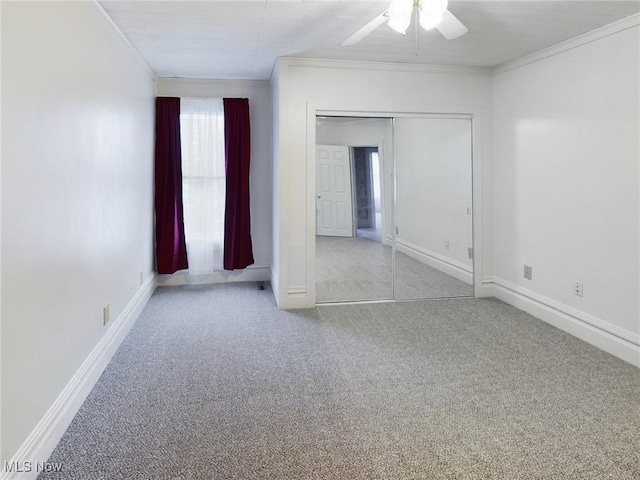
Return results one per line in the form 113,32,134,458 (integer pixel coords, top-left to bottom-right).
1,1,639,479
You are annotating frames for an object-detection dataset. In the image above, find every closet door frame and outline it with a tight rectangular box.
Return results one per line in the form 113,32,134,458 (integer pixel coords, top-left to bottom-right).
309,108,484,306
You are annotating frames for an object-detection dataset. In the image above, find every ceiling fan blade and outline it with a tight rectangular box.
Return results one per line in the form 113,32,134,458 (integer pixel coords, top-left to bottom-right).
342,12,387,46
436,10,468,40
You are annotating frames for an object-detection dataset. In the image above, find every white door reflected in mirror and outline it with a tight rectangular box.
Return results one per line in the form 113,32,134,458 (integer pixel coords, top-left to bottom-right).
316,145,354,237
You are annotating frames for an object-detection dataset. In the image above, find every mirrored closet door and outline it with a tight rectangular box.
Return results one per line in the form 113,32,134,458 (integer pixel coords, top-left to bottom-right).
394,117,474,300
315,116,393,303
314,115,473,304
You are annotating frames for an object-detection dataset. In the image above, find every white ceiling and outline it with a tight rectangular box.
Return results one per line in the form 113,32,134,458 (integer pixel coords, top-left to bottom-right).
100,1,640,80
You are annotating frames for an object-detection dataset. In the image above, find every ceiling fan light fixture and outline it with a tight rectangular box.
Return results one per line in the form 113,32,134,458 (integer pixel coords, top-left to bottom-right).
419,12,443,31
387,0,413,34
419,0,448,30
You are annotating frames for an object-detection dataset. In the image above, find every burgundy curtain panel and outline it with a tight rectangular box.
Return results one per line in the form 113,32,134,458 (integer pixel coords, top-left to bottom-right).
223,98,255,270
154,97,189,274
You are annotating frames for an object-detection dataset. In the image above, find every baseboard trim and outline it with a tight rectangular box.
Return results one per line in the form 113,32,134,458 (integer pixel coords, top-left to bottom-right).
156,265,271,287
1,276,157,480
488,277,640,367
476,276,495,298
395,239,473,285
274,286,314,309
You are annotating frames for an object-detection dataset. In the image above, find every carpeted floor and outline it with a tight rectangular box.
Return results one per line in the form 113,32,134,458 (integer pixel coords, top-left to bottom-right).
316,235,393,302
394,250,473,300
316,235,473,302
40,283,640,479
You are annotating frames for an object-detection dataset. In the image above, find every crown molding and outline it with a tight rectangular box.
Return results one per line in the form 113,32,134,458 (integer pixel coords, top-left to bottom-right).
281,57,493,76
86,1,157,81
494,13,640,75
157,77,271,88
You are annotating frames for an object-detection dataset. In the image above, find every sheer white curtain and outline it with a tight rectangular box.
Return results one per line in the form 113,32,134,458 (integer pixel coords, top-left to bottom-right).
180,98,225,273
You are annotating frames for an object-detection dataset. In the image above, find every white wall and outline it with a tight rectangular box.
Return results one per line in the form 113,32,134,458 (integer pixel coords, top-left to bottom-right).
316,118,394,242
274,58,493,308
492,21,640,365
1,1,156,465
155,78,273,285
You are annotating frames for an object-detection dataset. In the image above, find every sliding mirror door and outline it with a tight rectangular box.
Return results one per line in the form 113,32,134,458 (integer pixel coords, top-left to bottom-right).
394,117,474,300
315,116,393,303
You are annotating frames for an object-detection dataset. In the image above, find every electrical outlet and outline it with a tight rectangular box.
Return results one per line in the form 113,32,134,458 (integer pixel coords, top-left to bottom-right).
103,305,110,326
574,282,583,297
468,247,473,259
524,265,532,280
140,271,144,286
445,241,450,250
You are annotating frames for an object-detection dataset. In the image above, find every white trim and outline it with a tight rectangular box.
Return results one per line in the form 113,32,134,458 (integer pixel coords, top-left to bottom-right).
318,110,474,119
1,276,157,480
279,287,312,310
305,102,316,306
0,1,3,464
157,77,270,89
482,276,496,287
270,268,281,308
475,276,495,298
85,1,157,80
156,265,271,287
395,238,473,285
308,108,483,306
494,13,640,75
318,299,395,307
287,286,308,296
486,277,640,367
282,57,493,76
317,117,388,128
383,233,394,247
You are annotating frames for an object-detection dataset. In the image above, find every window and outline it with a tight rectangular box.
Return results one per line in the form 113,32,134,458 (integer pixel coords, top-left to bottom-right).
180,98,225,273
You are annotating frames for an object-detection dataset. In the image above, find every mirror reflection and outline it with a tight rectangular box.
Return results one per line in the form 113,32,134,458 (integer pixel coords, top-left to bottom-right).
394,117,474,299
315,115,474,304
315,117,393,303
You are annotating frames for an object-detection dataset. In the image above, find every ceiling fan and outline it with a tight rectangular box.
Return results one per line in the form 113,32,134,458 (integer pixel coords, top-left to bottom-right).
342,0,468,46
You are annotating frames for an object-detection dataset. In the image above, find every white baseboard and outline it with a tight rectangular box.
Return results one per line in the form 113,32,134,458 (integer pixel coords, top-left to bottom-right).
156,265,271,287
487,277,640,367
476,276,495,298
395,239,473,285
1,276,157,480
279,286,314,309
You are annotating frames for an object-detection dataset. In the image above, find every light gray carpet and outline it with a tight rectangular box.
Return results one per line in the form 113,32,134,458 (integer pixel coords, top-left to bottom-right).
316,235,393,302
40,283,640,479
395,251,473,300
316,236,473,302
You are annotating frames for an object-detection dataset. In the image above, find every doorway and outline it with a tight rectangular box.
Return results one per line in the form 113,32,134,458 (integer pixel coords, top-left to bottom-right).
352,146,382,243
